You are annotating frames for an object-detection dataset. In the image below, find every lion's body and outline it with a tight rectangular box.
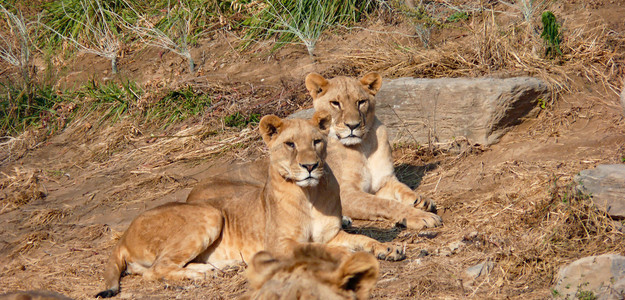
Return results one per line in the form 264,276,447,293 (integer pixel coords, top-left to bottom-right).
242,244,379,300
305,73,443,230
96,114,404,298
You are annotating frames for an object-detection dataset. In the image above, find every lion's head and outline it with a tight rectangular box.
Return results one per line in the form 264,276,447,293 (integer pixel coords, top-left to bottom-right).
243,244,379,300
305,73,382,146
259,112,332,187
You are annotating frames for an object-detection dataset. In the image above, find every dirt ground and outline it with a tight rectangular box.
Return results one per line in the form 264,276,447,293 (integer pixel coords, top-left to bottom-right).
1,1,625,299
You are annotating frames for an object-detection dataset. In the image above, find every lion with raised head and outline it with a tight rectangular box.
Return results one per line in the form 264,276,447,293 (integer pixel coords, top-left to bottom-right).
96,112,405,298
242,244,379,300
304,72,442,230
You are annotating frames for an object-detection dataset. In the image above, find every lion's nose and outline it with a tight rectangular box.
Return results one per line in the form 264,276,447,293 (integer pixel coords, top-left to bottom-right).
300,163,319,172
345,122,361,130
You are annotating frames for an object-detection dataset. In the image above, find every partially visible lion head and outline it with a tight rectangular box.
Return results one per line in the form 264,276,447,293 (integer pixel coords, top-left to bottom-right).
305,73,382,146
242,245,379,300
259,112,331,187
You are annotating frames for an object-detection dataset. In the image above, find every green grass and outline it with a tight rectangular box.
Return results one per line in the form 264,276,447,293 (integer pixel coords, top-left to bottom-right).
78,79,140,124
40,0,136,47
242,0,376,54
0,82,67,135
541,11,562,58
223,112,260,128
144,86,211,128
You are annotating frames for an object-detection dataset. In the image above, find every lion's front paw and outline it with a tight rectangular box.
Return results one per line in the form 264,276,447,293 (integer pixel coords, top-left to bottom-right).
373,243,406,261
397,211,443,230
414,195,437,212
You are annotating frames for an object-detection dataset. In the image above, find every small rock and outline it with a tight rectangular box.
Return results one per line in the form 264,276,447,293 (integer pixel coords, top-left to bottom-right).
462,231,479,241
417,231,439,239
438,241,464,257
575,164,625,218
417,249,429,258
448,241,463,253
465,261,495,280
553,254,625,299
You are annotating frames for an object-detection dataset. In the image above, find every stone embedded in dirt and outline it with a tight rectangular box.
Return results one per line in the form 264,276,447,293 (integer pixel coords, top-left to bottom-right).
289,77,549,146
553,254,625,299
465,261,495,280
438,240,464,257
575,164,625,219
375,77,549,146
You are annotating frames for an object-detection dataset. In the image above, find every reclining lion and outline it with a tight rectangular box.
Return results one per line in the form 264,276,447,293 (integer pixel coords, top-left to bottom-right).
96,112,404,298
242,244,379,300
304,72,443,230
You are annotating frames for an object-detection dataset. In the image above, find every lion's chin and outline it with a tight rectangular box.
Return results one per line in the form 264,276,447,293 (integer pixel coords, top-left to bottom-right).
339,136,362,146
296,178,320,187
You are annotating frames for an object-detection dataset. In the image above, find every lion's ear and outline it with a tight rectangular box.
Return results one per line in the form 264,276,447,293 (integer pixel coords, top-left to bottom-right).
259,115,283,145
360,72,382,95
335,252,379,300
311,110,332,134
246,251,281,289
305,73,329,99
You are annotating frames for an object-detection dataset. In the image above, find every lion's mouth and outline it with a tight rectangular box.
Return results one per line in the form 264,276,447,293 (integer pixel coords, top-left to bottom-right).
296,176,320,187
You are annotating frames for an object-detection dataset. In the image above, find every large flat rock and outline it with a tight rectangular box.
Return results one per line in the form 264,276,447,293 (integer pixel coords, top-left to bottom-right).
575,164,625,219
289,77,550,146
375,77,549,145
554,254,625,299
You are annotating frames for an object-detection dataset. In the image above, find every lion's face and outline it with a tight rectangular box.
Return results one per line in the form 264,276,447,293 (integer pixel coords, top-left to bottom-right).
305,73,382,146
244,245,379,300
259,112,331,187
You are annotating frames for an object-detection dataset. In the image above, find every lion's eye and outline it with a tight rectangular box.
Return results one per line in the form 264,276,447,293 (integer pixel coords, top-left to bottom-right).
313,139,322,146
330,101,341,109
358,99,368,107
285,141,295,148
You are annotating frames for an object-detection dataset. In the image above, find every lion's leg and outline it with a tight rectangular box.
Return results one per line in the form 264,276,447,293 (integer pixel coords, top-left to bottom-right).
143,206,224,282
341,188,442,230
326,230,405,261
375,176,436,212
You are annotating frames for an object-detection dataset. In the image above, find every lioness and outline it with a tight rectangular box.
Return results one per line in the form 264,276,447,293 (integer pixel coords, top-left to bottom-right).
0,291,73,300
304,72,443,230
96,113,404,298
242,244,379,300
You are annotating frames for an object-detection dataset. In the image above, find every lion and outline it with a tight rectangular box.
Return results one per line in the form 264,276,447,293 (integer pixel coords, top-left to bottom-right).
304,72,443,230
96,112,405,298
0,291,73,300
242,244,379,300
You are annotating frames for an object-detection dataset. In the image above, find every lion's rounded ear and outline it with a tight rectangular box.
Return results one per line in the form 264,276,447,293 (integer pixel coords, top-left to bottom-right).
246,251,281,289
360,72,382,95
311,110,332,134
259,115,283,145
335,252,379,300
305,73,329,99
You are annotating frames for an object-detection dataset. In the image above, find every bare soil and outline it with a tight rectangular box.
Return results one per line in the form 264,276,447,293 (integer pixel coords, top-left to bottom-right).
1,1,625,299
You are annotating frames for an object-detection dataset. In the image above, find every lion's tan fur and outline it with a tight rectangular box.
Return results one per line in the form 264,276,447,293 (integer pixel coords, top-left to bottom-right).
242,244,379,300
305,73,443,230
96,113,404,298
0,291,73,300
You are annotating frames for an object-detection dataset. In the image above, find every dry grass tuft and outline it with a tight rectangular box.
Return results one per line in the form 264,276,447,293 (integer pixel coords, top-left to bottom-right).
490,178,625,290
0,168,46,213
12,231,51,256
23,208,71,229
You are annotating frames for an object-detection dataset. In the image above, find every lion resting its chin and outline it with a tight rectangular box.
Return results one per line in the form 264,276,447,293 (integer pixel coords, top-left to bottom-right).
95,112,405,298
242,244,379,300
304,72,443,230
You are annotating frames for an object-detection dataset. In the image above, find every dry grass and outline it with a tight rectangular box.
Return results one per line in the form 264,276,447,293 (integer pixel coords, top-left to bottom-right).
323,5,625,100
0,167,46,213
